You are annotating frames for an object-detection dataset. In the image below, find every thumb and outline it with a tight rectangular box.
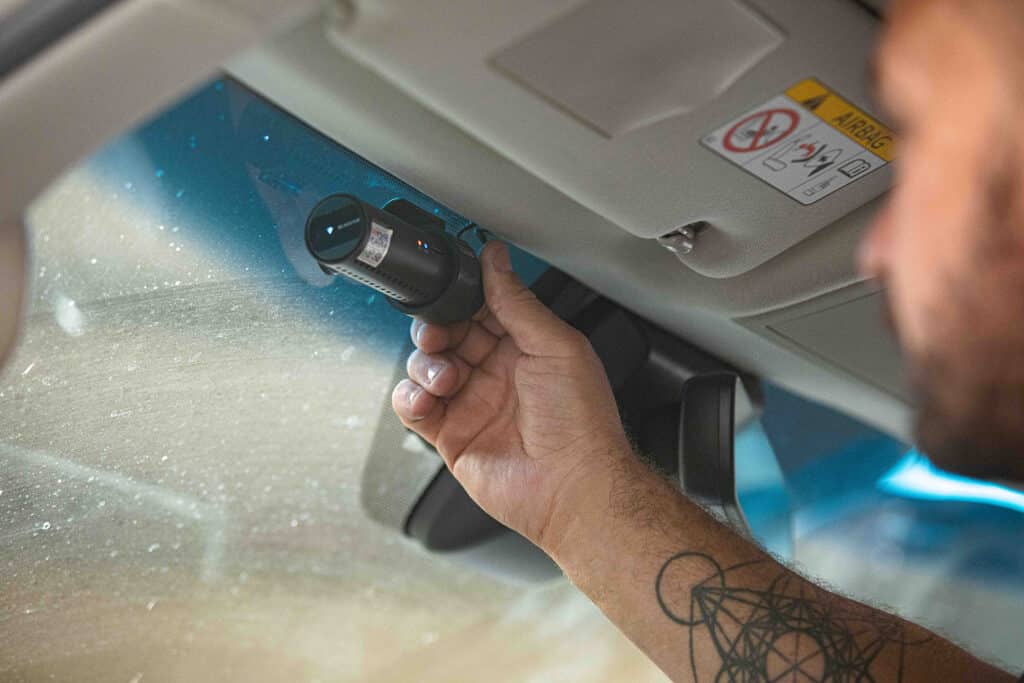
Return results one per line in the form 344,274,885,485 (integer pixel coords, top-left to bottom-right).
481,242,582,357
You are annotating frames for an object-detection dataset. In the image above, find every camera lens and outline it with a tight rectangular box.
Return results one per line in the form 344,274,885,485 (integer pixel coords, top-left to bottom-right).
306,194,367,264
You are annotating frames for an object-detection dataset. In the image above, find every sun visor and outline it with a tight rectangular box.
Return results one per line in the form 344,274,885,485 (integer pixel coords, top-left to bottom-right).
326,0,888,278
492,0,783,137
743,285,908,401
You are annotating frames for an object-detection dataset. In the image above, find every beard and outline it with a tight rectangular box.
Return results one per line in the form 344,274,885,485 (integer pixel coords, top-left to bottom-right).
910,350,1024,482
895,177,1024,483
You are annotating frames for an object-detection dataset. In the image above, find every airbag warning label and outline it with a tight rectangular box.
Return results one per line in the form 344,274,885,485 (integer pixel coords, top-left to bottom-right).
702,79,895,205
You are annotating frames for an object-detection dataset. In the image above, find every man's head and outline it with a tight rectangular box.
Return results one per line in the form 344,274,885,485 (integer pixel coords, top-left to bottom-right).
863,0,1024,480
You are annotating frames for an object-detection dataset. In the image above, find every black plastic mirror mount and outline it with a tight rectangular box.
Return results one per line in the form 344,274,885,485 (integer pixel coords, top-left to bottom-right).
678,373,753,534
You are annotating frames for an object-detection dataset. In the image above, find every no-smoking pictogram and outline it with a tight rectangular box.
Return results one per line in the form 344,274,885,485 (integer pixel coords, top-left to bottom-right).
723,108,799,153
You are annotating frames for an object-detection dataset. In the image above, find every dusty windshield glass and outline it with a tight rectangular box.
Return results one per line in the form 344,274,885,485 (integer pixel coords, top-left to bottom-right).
0,78,663,682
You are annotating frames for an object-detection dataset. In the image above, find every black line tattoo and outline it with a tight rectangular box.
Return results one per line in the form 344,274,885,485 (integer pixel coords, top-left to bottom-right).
655,552,931,682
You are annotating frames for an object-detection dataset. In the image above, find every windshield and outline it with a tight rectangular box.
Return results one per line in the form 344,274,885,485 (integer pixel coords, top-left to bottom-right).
0,78,663,681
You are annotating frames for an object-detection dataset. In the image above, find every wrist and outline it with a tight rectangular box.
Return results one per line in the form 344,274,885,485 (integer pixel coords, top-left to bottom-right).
534,441,624,558
538,442,668,562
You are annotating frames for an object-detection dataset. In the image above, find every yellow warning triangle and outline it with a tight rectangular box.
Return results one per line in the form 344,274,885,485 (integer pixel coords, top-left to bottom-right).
801,93,828,111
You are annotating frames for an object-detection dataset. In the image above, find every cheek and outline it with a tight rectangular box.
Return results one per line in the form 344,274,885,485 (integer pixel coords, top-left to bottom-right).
882,147,978,351
881,191,933,351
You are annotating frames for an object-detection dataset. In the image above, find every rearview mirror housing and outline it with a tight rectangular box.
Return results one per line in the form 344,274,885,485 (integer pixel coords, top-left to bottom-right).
679,373,758,533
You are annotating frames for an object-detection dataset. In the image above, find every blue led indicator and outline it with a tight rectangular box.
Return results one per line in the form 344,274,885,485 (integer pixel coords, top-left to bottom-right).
423,242,429,250
325,226,335,236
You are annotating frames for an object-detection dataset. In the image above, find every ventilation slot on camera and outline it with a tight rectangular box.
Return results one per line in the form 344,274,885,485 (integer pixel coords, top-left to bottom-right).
336,264,429,304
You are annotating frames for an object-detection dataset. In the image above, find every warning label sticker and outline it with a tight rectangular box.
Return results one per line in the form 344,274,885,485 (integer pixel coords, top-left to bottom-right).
357,221,394,268
702,79,895,205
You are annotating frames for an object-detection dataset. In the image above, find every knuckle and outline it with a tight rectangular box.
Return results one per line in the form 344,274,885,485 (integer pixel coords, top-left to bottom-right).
560,328,593,355
486,294,511,318
509,288,540,310
435,430,460,462
440,363,463,394
489,285,533,316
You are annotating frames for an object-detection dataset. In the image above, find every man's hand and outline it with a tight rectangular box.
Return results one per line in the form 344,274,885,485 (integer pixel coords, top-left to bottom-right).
392,241,630,550
391,246,1014,683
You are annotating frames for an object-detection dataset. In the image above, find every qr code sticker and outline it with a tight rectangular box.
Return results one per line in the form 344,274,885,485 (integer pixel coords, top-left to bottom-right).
357,222,394,268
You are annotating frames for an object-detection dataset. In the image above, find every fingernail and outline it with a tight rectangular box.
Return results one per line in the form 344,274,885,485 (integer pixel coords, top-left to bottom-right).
426,361,446,385
414,322,425,344
407,384,422,405
491,243,513,273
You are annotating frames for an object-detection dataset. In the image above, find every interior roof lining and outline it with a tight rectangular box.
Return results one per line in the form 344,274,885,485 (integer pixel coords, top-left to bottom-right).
0,0,122,81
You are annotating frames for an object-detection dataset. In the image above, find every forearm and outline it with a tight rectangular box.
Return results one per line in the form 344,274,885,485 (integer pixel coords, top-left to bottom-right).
542,452,1013,683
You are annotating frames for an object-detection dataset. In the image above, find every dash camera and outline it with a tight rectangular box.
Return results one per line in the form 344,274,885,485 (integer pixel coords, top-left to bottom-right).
305,194,484,324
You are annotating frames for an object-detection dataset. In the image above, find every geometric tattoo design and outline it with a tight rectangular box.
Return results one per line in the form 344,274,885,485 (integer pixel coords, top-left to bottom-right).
656,552,931,682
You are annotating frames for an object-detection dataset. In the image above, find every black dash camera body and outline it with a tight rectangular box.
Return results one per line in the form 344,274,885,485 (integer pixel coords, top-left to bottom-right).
306,194,484,324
